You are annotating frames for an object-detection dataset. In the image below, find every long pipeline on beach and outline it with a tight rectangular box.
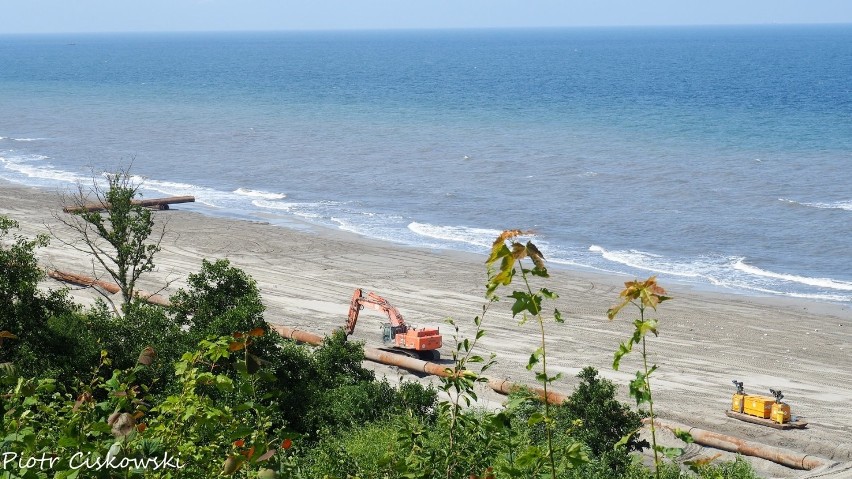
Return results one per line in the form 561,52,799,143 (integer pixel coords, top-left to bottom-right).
648,418,829,471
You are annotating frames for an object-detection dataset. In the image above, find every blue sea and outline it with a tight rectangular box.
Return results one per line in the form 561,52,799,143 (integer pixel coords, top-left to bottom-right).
1,26,850,302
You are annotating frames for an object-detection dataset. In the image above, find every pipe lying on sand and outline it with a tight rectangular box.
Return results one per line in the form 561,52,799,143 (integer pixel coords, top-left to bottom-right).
46,276,567,403
648,418,829,470
48,270,170,307
271,325,323,345
48,270,121,294
488,378,568,404
62,195,195,213
133,290,170,307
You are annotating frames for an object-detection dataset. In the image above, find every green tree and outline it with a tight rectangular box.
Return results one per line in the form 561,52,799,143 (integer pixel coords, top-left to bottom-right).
58,168,166,310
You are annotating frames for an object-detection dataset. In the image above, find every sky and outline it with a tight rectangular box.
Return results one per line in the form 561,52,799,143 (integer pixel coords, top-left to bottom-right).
2,0,852,34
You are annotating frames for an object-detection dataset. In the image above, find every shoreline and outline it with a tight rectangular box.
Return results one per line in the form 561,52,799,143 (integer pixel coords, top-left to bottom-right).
2,180,851,476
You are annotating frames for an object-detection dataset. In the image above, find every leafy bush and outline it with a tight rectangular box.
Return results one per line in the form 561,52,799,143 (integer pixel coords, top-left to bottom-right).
562,367,648,458
0,215,80,378
300,420,401,478
272,330,437,439
170,258,272,352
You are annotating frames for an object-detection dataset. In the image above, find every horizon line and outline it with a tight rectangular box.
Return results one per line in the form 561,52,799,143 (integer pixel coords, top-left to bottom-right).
2,22,851,36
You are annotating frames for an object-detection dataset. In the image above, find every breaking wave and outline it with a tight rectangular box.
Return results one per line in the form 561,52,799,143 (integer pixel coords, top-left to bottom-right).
733,259,852,291
234,188,286,200
0,154,86,185
1,137,48,142
588,244,852,301
408,222,504,249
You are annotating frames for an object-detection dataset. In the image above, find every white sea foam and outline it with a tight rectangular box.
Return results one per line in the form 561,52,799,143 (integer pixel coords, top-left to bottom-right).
332,214,440,247
0,154,85,184
138,178,229,208
252,199,324,219
234,188,286,200
779,198,852,211
252,200,299,211
732,259,852,291
408,222,504,248
10,137,47,142
803,200,852,211
330,216,361,234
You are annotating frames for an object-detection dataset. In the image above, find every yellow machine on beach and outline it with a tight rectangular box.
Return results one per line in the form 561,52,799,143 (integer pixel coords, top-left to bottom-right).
726,380,806,429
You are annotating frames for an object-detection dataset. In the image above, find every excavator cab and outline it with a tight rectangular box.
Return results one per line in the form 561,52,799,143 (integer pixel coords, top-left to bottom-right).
381,323,404,345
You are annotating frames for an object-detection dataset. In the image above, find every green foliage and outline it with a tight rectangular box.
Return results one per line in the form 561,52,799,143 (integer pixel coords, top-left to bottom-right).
301,420,400,478
390,229,594,479
388,408,513,479
430,292,495,477
564,367,647,458
0,215,81,378
0,333,296,478
272,330,437,440
484,229,584,478
170,258,269,346
312,329,375,387
503,367,646,477
690,456,761,479
609,276,674,478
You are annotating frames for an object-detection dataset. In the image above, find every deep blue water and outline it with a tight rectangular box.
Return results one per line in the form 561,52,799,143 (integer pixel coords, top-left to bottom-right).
1,26,850,302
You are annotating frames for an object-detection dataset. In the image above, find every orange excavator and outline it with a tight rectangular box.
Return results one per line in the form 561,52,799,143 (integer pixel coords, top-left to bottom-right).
345,288,442,360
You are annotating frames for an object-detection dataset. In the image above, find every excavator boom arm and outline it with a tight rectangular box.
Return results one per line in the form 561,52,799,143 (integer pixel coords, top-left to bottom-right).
346,288,407,336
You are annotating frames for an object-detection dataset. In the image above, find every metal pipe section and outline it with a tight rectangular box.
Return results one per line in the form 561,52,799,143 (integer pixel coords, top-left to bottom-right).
62,195,195,213
48,270,172,307
134,290,171,307
648,418,828,470
48,270,121,294
270,325,324,346
270,325,566,401
363,348,453,378
489,378,568,404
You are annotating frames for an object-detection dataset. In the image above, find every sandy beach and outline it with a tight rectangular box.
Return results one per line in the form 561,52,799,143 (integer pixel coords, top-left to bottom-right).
2,181,850,478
